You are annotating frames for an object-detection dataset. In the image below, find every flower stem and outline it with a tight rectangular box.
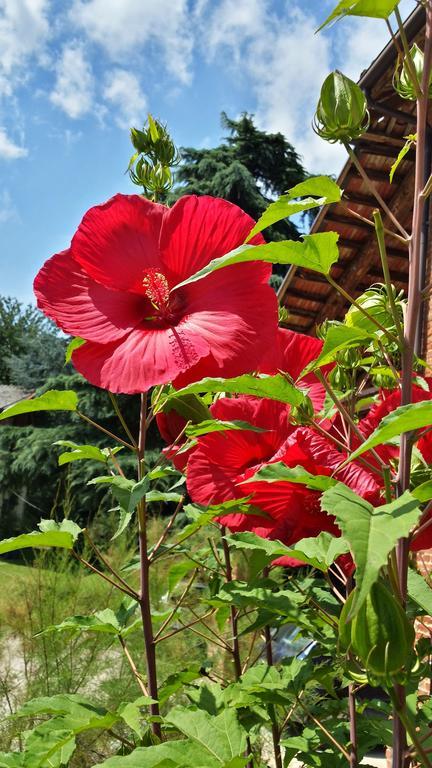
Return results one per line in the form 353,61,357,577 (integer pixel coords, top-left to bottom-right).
393,5,432,766
372,209,405,348
137,392,161,740
264,621,283,768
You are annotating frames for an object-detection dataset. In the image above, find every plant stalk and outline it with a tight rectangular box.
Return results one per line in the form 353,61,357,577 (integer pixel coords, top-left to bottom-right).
137,392,161,739
393,5,432,766
221,528,253,768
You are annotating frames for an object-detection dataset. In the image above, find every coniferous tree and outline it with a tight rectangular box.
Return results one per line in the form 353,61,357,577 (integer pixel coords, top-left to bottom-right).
171,112,307,242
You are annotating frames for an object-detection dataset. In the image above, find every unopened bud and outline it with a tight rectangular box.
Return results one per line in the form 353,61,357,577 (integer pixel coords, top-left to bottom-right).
394,43,432,101
313,70,369,144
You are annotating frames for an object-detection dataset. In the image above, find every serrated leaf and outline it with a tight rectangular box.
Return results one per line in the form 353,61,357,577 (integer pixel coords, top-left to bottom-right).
0,528,77,556
111,507,133,540
38,610,121,637
321,484,421,615
226,531,348,571
92,740,217,767
172,232,340,290
158,373,306,411
242,463,337,491
318,0,399,31
0,390,78,421
65,337,85,364
54,441,110,466
349,400,432,461
166,706,247,764
24,726,76,768
185,420,265,438
246,176,341,241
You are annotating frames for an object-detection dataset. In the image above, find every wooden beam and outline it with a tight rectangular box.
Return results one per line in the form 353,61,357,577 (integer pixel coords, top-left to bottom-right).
359,130,407,148
285,287,328,303
362,167,402,183
326,213,372,231
354,140,412,159
312,166,414,324
368,266,408,283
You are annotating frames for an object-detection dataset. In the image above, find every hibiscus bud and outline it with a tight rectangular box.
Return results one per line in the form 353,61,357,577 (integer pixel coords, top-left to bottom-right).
328,366,351,390
394,43,432,100
313,70,369,144
345,283,404,335
290,395,314,424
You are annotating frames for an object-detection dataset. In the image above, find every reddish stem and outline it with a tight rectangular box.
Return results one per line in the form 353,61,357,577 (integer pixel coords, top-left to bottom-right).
137,392,162,740
393,5,432,766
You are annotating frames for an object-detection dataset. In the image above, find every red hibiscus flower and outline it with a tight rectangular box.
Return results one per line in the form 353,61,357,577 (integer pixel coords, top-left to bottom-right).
359,379,432,464
259,328,331,413
186,394,294,535
34,194,278,394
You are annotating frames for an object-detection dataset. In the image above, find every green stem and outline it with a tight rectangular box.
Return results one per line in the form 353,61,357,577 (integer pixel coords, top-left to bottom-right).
373,209,405,347
343,142,409,239
394,7,423,100
326,274,399,342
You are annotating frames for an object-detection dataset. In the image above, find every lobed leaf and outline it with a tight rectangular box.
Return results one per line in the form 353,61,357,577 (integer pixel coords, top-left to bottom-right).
185,419,265,438
321,483,421,616
348,400,432,461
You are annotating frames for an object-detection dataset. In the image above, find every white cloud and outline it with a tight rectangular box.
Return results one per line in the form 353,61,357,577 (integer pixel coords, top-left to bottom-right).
50,42,94,119
0,127,27,158
0,0,50,96
0,189,18,222
201,0,419,176
103,69,146,129
69,0,193,84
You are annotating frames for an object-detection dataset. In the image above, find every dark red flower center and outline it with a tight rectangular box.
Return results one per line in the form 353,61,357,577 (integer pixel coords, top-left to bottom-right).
142,269,183,326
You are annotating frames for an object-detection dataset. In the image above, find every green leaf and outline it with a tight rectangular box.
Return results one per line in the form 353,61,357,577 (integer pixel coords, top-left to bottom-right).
111,507,134,541
412,480,432,503
390,134,416,183
167,560,197,593
0,527,78,556
88,475,149,513
246,176,341,241
185,420,265,438
54,441,112,466
93,740,219,767
37,519,82,540
301,325,371,376
166,706,247,764
65,337,85,364
0,755,25,767
318,0,399,30
117,697,155,738
24,726,76,768
408,568,432,614
242,463,337,491
146,491,183,504
226,531,348,571
0,390,78,421
38,610,122,637
158,373,306,411
172,232,340,290
348,400,432,461
321,484,421,615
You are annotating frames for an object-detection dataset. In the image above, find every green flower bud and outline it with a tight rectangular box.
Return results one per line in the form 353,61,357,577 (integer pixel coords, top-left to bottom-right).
313,70,369,144
345,283,404,336
340,582,414,678
328,365,351,390
290,396,315,425
394,43,432,101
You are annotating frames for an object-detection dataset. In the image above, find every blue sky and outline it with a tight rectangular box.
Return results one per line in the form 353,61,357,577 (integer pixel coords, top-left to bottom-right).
0,0,415,305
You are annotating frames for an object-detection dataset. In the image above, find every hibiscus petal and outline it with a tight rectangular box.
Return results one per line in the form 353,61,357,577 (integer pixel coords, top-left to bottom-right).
160,195,267,285
71,194,165,292
34,250,146,343
173,264,278,387
72,320,214,394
